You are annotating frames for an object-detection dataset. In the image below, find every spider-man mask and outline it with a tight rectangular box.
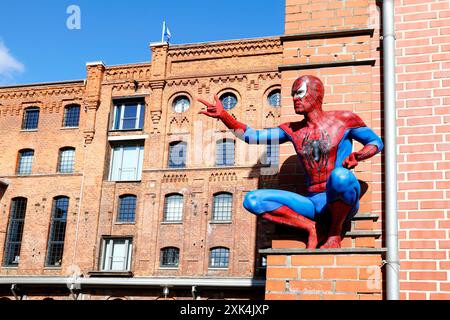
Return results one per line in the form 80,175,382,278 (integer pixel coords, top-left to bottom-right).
291,75,324,114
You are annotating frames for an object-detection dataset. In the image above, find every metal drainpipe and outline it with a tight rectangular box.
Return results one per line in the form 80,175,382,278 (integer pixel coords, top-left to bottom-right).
382,0,400,300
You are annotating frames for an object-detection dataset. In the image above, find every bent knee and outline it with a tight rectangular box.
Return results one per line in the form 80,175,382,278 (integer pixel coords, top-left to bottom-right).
327,168,356,193
243,190,262,215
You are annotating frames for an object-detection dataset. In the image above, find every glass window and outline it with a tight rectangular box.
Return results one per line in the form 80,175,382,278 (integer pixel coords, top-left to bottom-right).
63,105,80,127
267,89,281,108
3,198,27,267
212,193,232,221
45,197,69,267
17,149,34,175
58,148,75,173
216,139,235,167
209,247,229,268
117,195,136,223
168,141,187,168
101,238,133,271
220,93,237,110
109,143,144,181
163,194,183,222
112,100,145,130
263,143,280,167
22,107,40,130
160,247,179,267
172,96,190,113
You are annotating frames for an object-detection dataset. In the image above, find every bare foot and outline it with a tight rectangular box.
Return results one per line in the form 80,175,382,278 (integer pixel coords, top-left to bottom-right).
319,235,342,249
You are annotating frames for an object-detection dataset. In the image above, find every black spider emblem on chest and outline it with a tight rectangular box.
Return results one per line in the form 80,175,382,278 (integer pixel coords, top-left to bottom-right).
301,130,331,171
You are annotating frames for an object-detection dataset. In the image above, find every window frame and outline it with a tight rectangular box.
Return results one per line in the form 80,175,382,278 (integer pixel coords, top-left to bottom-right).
209,247,230,269
168,141,187,169
172,95,191,113
45,196,69,268
22,107,40,130
219,93,238,111
117,194,137,223
108,143,144,182
211,192,233,222
3,197,27,267
111,100,145,131
17,149,34,176
57,147,76,174
160,247,180,268
216,139,235,167
100,237,133,272
163,193,184,222
263,143,280,167
267,89,281,108
63,104,81,128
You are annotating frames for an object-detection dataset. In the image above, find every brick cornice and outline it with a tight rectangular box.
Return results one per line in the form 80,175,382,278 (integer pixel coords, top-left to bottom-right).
168,37,282,60
0,83,85,100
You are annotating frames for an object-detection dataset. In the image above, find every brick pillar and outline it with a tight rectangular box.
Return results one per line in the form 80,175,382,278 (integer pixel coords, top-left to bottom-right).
263,245,384,300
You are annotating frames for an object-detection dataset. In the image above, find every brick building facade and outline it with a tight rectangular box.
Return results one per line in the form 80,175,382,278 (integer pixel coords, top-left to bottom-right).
0,0,449,300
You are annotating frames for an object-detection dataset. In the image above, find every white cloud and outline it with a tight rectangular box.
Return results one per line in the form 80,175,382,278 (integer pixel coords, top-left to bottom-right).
0,41,25,84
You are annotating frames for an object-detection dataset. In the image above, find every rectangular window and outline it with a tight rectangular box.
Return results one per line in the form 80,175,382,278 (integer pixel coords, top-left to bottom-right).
101,238,133,272
212,193,232,221
112,100,145,130
17,150,34,175
216,139,235,167
58,148,75,173
22,108,40,130
63,105,80,127
109,143,144,181
3,198,27,267
210,248,230,268
264,143,280,167
168,142,187,168
163,194,184,222
45,197,69,267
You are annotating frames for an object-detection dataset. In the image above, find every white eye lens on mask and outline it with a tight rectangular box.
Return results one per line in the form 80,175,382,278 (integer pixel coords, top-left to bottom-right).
296,82,307,98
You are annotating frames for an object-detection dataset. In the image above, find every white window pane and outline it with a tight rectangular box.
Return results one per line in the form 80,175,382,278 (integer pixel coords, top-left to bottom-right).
120,146,138,180
109,147,122,181
110,145,144,181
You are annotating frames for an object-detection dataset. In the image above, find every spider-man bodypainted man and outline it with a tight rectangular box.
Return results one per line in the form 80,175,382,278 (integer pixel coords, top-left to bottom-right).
198,75,383,249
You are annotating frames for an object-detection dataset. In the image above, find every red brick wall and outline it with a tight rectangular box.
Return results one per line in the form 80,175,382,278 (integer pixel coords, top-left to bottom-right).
395,0,450,300
283,0,450,300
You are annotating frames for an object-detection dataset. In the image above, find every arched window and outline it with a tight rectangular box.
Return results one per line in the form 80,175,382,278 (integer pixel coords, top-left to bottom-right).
216,139,235,167
45,196,69,267
58,147,75,173
209,247,230,268
212,192,233,221
3,197,27,266
17,149,34,175
168,141,187,168
267,89,281,108
160,247,180,267
117,195,136,223
163,194,183,222
63,104,81,127
22,107,40,130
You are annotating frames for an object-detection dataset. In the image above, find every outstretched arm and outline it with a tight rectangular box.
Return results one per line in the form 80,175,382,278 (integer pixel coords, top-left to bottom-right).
198,95,289,144
343,126,384,169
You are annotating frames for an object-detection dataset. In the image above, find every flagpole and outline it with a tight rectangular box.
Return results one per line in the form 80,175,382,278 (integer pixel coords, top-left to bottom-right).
161,21,165,43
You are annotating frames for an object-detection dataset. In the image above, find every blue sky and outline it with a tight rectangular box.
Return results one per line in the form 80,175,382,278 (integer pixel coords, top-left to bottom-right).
0,0,285,85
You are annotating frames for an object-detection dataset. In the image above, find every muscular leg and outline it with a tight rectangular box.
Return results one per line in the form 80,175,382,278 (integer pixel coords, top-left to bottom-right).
243,189,318,248
320,167,361,249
